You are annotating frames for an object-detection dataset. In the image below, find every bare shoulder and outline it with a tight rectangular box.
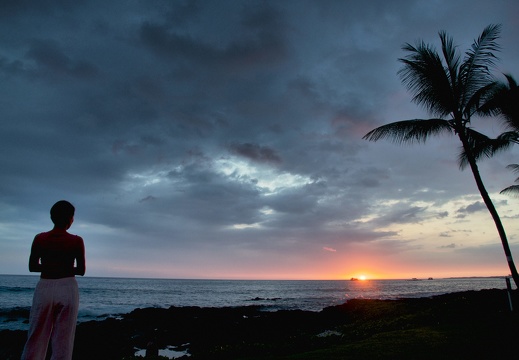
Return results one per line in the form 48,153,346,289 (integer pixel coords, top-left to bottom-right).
34,231,49,239
70,233,85,246
32,232,49,245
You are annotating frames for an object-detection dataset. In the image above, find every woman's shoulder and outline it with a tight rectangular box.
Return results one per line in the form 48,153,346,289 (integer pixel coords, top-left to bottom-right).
69,232,83,240
68,233,85,246
35,230,84,243
33,231,51,241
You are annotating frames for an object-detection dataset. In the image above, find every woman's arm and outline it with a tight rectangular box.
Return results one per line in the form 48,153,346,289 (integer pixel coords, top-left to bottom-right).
28,236,43,273
74,237,86,276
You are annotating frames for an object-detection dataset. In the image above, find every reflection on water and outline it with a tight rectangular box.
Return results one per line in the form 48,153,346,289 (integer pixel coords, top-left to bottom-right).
344,278,509,300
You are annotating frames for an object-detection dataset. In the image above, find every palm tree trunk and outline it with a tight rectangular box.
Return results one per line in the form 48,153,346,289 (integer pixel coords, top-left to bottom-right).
459,132,519,288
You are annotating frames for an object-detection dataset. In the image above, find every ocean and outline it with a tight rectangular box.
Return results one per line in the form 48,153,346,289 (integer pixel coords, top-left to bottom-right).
0,274,511,332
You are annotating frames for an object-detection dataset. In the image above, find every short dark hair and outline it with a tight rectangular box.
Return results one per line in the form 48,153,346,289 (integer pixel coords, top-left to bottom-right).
50,200,75,227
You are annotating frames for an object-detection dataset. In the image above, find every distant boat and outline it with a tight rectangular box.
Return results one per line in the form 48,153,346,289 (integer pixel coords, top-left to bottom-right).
428,277,434,280
350,278,359,281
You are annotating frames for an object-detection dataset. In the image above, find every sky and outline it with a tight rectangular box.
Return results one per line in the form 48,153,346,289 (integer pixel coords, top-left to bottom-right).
1,0,519,280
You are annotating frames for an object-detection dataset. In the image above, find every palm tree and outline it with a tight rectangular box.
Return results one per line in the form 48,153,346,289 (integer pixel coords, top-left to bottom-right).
363,24,519,287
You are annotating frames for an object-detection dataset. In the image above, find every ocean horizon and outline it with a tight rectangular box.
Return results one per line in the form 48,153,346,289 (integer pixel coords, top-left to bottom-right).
1,274,512,332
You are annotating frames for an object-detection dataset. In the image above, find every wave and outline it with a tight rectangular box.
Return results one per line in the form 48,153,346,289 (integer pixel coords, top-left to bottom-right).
246,297,282,302
0,306,30,318
0,285,34,293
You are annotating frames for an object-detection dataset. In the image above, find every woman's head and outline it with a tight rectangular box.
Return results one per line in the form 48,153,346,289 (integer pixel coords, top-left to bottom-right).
50,200,75,228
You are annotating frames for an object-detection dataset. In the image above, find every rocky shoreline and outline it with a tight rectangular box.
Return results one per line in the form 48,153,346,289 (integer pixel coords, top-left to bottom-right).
1,288,518,359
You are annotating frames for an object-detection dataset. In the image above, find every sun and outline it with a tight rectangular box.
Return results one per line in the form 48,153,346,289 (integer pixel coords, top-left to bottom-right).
359,275,367,281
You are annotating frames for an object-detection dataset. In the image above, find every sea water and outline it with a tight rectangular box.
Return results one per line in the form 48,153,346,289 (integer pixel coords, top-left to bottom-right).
0,274,510,331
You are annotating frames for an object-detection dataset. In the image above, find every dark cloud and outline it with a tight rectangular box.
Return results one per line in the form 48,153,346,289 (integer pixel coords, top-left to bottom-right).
456,201,486,218
439,243,457,249
138,3,287,73
372,205,428,227
228,142,282,164
437,211,449,219
25,39,99,79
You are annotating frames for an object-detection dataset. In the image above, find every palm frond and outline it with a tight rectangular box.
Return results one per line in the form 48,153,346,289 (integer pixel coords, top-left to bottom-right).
505,73,518,88
458,128,491,168
465,81,500,118
460,24,501,103
398,42,455,117
497,75,519,130
496,131,519,144
500,185,519,197
500,165,519,197
477,80,509,116
439,30,461,90
506,164,519,173
363,119,453,144
478,74,519,132
458,128,515,169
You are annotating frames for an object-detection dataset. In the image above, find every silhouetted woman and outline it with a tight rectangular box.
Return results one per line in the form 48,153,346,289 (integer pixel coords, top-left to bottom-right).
21,200,86,360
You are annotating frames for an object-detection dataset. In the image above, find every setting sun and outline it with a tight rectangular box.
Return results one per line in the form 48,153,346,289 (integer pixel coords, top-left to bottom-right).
359,275,367,281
